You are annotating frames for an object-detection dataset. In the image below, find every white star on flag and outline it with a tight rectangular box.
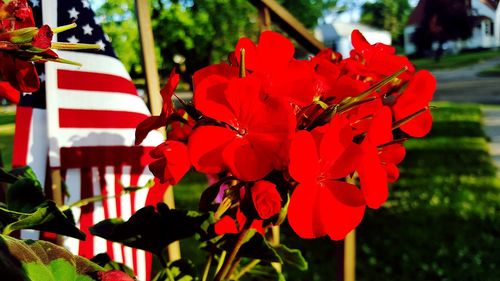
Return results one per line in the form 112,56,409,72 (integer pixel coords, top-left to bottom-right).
82,24,93,35
38,73,45,82
81,0,90,8
68,7,79,19
67,35,79,44
30,0,40,7
95,39,105,50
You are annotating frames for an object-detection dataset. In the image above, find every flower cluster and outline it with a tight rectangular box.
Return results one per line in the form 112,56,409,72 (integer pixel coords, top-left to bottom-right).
136,30,436,240
0,0,99,101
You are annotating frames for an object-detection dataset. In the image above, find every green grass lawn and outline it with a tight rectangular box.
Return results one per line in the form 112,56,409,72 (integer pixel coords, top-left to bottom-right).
478,63,500,77
0,111,15,170
412,49,500,71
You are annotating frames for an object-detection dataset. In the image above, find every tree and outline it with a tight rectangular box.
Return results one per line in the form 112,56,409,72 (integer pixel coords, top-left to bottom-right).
360,0,412,45
411,0,474,60
95,0,338,79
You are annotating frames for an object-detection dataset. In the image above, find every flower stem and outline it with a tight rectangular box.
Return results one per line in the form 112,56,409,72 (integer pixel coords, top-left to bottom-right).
213,228,251,281
201,253,214,281
232,259,261,280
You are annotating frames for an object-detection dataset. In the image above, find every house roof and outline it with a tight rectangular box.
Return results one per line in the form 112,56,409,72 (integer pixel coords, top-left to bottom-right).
407,0,428,26
480,0,498,10
407,0,498,26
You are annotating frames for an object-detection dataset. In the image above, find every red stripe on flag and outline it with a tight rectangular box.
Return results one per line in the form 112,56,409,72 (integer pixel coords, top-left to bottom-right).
114,166,126,264
60,146,154,168
98,166,115,261
57,70,137,95
79,167,94,258
58,109,148,128
12,106,33,168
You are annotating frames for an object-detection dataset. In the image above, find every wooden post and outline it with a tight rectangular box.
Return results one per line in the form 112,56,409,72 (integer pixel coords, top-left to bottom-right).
135,0,181,261
344,230,356,281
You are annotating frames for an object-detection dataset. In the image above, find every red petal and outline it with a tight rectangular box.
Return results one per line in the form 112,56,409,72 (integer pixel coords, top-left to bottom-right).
366,106,392,146
320,181,366,240
287,183,326,238
188,126,236,174
0,81,20,103
135,114,166,145
357,143,388,209
222,137,274,181
235,37,258,71
326,143,362,179
215,215,239,235
319,115,353,162
351,29,371,51
394,70,436,118
149,141,190,185
266,60,316,106
193,63,238,124
160,69,180,114
256,31,294,72
289,131,320,183
384,162,400,183
380,143,406,165
400,109,433,138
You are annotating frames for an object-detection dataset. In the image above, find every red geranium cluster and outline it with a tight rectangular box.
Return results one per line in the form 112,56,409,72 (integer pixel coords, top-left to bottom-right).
0,0,99,102
136,30,436,240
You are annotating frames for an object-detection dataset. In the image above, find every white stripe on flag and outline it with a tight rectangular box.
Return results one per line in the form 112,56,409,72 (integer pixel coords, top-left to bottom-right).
26,109,48,184
63,168,82,254
57,90,151,114
57,51,132,80
92,167,107,255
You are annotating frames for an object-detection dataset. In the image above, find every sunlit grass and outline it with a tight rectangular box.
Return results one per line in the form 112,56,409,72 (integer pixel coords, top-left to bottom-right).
412,49,500,70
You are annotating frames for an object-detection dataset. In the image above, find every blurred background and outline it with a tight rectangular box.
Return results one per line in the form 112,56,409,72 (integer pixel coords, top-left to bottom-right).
1,0,499,280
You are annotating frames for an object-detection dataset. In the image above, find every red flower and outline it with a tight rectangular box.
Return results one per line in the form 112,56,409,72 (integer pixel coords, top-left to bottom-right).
0,52,39,92
189,75,296,181
215,205,264,235
287,116,365,240
97,270,134,281
32,25,53,49
251,180,282,220
135,69,180,145
234,31,317,106
148,140,190,185
0,81,20,103
393,70,436,137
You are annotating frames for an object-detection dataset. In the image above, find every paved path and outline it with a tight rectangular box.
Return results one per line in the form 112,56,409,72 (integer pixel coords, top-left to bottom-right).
432,57,500,172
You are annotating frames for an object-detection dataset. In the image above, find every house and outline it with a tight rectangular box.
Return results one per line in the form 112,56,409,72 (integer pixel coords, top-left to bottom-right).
315,22,391,58
404,0,499,55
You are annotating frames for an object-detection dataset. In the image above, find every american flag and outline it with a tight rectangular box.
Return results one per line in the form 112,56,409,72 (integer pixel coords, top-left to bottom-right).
12,1,167,280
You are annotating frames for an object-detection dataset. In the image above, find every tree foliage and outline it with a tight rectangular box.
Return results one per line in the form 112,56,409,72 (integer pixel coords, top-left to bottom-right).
360,0,411,45
94,0,337,78
411,0,474,58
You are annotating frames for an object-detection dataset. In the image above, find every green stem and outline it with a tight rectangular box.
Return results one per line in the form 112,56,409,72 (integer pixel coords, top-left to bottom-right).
216,251,227,273
225,257,241,280
214,228,251,281
232,259,260,280
201,253,214,281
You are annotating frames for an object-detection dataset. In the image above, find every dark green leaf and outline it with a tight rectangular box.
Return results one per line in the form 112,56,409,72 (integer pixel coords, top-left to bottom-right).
90,253,135,278
0,167,19,184
151,259,197,281
240,264,286,281
7,177,45,213
0,201,85,240
0,234,102,281
90,203,209,257
274,245,308,271
219,232,282,263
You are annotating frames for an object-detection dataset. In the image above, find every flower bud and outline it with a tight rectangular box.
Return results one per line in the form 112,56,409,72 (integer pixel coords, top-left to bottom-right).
251,180,282,220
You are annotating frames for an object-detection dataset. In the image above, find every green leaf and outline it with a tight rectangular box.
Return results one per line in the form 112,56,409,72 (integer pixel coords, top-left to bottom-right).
0,234,102,281
91,253,135,278
219,232,282,263
0,201,85,240
0,167,19,184
151,259,197,281
240,264,286,281
274,245,308,271
7,177,45,213
90,203,209,257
